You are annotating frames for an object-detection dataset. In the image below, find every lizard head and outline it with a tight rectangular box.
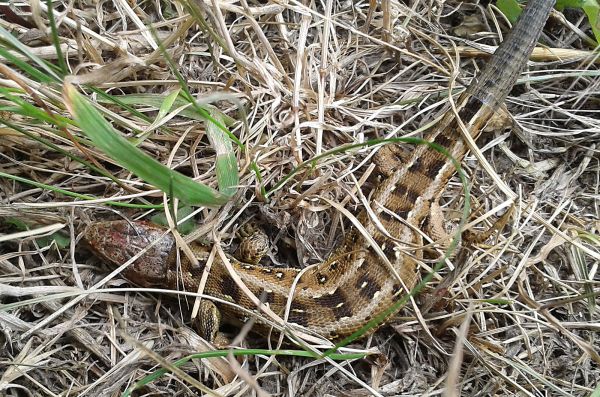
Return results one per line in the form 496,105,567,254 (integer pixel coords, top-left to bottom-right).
84,220,174,287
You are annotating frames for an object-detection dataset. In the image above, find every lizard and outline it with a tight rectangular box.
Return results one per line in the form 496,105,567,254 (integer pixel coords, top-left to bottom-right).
85,0,555,343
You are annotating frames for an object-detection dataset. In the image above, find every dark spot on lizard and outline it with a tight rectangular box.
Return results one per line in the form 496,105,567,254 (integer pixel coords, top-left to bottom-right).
315,289,353,320
458,96,482,122
289,302,310,327
395,183,407,196
378,210,396,223
426,158,447,179
221,276,241,302
433,133,452,149
383,243,396,258
316,273,328,285
408,158,423,173
259,289,275,304
397,209,409,219
406,189,420,202
355,273,381,300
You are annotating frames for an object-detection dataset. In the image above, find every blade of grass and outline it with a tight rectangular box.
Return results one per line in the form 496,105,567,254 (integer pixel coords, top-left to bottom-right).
0,87,73,126
0,171,163,209
0,116,140,191
206,111,238,197
63,83,230,206
130,89,182,144
90,88,152,123
0,46,57,84
95,93,236,125
0,25,61,81
45,0,67,75
147,24,244,149
122,348,369,397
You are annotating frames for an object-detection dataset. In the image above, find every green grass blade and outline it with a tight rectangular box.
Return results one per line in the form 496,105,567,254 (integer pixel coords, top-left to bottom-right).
122,348,368,397
0,171,163,209
96,93,236,125
206,111,238,196
0,25,61,82
63,83,230,206
45,0,67,75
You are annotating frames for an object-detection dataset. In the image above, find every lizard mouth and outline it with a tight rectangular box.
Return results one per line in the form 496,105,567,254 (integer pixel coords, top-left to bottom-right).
84,220,175,287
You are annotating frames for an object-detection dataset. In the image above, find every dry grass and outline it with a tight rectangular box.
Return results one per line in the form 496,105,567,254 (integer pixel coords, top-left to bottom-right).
1,1,599,396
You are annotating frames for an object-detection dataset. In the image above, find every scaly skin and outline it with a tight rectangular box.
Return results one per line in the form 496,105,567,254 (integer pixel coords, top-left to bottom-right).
85,0,555,341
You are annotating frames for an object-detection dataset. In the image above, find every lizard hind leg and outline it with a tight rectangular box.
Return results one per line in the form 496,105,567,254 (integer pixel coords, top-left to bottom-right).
373,144,408,177
424,202,514,253
462,206,514,245
235,223,270,265
424,201,455,253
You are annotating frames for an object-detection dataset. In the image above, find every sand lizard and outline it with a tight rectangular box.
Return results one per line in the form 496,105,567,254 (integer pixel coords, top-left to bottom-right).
85,0,555,342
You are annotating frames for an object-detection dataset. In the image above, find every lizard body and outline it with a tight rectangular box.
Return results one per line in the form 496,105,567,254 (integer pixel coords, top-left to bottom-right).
85,0,555,341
